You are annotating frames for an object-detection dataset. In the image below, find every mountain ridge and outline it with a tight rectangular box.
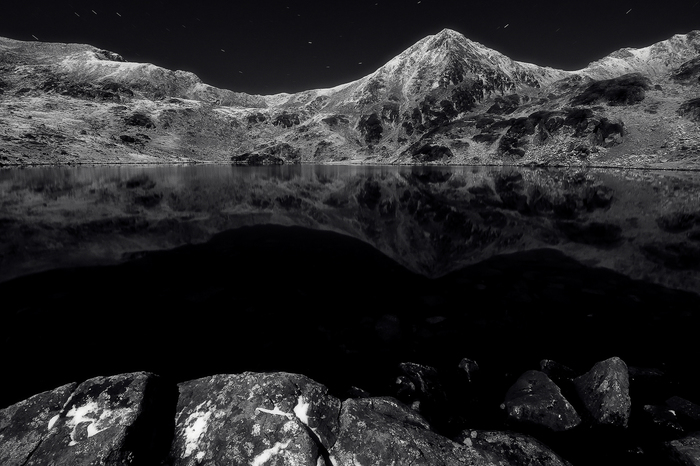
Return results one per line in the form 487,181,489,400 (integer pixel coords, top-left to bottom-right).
0,29,699,167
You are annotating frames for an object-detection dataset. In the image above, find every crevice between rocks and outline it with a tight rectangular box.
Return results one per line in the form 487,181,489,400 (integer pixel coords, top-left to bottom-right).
117,375,179,466
290,380,336,466
298,418,333,466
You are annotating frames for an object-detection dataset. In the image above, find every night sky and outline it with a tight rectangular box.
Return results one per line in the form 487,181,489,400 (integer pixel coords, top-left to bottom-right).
1,1,698,95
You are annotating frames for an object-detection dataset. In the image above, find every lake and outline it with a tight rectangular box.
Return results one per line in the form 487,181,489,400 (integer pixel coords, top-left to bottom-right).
2,164,700,464
2,164,700,291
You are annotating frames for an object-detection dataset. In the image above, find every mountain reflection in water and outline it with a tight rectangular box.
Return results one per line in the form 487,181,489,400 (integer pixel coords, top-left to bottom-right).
1,164,699,294
3,163,700,436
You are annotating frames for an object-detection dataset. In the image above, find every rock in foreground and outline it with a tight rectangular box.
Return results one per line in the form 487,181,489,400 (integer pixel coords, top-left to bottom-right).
503,370,581,432
0,372,174,466
2,371,583,466
574,357,631,427
0,382,76,466
457,430,573,466
170,372,341,466
329,396,508,466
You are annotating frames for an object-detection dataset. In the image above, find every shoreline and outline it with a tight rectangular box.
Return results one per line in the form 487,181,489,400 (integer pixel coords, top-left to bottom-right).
2,160,700,172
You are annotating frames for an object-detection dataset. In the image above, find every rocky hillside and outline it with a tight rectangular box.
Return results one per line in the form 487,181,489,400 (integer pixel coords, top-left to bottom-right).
1,29,699,167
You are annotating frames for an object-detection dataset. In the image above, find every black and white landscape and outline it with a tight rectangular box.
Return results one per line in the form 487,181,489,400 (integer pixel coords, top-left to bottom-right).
0,29,699,167
1,29,700,466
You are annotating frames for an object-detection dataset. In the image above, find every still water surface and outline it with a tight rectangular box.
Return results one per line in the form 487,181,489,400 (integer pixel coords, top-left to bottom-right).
1,164,700,294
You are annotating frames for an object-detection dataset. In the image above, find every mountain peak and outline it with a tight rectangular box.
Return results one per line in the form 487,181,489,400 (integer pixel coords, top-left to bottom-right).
422,28,482,54
429,28,468,43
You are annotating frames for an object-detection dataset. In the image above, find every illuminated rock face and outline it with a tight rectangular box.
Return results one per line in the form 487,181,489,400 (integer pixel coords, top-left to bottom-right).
1,29,699,167
169,372,341,466
3,351,700,466
0,372,175,466
1,372,575,466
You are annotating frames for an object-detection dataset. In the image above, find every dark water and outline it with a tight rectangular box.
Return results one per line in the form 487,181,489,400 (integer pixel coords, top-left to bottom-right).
2,164,700,464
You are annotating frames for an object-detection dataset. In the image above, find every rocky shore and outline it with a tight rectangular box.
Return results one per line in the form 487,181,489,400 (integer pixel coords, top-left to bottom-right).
2,359,700,465
2,224,700,465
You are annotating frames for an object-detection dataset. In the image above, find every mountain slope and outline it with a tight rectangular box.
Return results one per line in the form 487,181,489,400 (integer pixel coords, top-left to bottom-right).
0,30,699,167
580,30,700,79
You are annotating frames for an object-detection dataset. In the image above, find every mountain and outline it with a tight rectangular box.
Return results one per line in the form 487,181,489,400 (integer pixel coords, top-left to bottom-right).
0,29,699,167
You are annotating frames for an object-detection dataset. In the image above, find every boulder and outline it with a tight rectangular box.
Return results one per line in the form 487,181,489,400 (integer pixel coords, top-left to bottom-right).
457,430,573,466
642,404,684,437
0,382,77,466
11,372,174,466
395,362,449,427
672,56,700,82
398,362,444,401
665,432,700,466
574,357,631,427
328,396,494,466
459,358,480,383
503,370,581,431
667,396,700,428
169,372,341,466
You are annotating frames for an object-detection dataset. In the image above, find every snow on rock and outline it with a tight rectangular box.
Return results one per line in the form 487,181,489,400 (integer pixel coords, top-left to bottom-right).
252,441,291,466
64,400,129,446
294,396,311,425
181,402,213,458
